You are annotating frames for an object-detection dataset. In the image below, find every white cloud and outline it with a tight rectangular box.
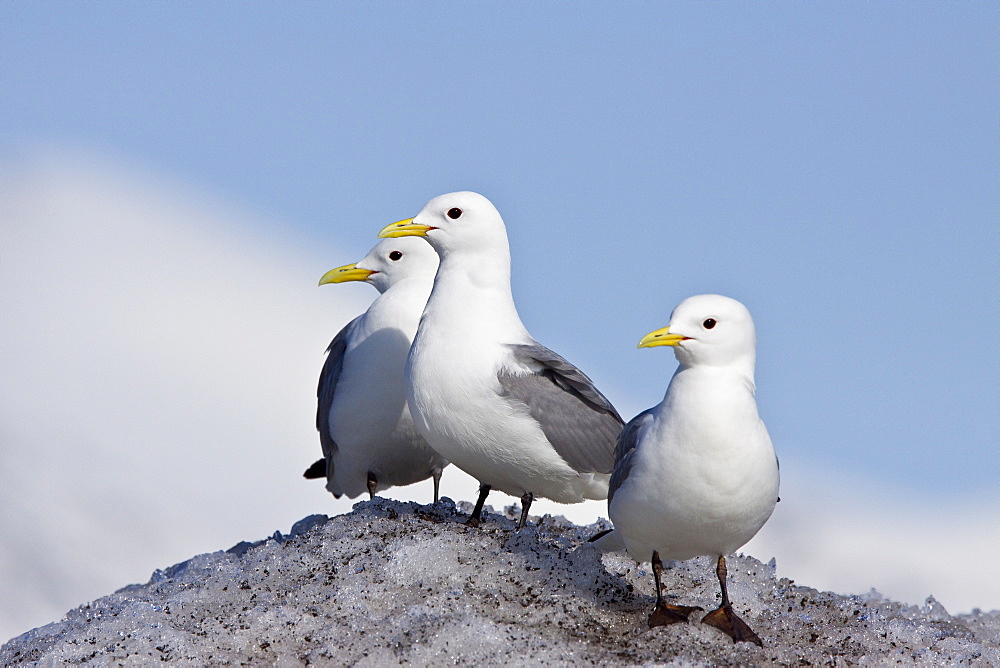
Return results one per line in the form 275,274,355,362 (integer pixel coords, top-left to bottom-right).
1,148,995,643
0,147,372,641
744,463,1000,616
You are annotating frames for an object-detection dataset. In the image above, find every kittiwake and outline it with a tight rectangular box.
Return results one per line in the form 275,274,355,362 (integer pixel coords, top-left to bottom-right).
378,191,623,529
606,294,779,646
304,237,448,501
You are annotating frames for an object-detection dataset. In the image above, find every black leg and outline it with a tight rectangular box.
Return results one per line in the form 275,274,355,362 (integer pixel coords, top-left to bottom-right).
516,492,534,530
587,528,614,543
467,483,491,525
366,472,377,500
431,468,442,504
701,555,764,646
717,556,730,607
647,551,702,628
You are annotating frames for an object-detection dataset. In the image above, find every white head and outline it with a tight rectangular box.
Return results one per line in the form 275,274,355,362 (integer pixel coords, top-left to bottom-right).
638,294,757,372
318,236,439,294
376,191,509,264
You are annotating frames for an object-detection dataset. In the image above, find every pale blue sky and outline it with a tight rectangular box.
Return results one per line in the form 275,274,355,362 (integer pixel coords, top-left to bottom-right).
2,4,996,516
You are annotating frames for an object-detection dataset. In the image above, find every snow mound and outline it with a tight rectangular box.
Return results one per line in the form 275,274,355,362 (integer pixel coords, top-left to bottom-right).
3,498,998,666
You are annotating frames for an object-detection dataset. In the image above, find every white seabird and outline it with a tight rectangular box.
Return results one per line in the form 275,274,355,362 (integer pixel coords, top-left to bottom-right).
304,237,448,502
606,294,779,646
378,191,623,529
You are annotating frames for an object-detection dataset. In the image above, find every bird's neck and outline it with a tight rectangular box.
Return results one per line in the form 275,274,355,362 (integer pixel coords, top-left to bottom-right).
420,251,528,343
661,365,758,421
365,277,433,330
652,364,770,473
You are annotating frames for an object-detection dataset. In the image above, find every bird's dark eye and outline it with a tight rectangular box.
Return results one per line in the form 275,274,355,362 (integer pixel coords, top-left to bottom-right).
447,207,463,220
388,251,403,261
703,318,717,329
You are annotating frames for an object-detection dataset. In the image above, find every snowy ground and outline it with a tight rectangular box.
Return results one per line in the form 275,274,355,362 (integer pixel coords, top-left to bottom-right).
3,498,998,666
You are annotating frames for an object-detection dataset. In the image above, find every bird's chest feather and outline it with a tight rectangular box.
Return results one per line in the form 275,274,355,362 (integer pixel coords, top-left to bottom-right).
407,331,505,427
629,379,773,512
406,273,526,422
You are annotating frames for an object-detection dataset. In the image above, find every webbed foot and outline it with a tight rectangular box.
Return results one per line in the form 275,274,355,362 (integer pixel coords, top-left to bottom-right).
702,604,763,646
648,601,703,628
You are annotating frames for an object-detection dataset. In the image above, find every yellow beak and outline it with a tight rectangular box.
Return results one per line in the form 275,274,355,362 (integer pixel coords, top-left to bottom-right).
378,218,433,238
318,263,376,286
637,326,688,348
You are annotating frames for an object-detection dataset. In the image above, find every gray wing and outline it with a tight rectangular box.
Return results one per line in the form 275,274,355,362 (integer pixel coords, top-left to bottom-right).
499,343,625,474
608,408,655,504
315,316,362,466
